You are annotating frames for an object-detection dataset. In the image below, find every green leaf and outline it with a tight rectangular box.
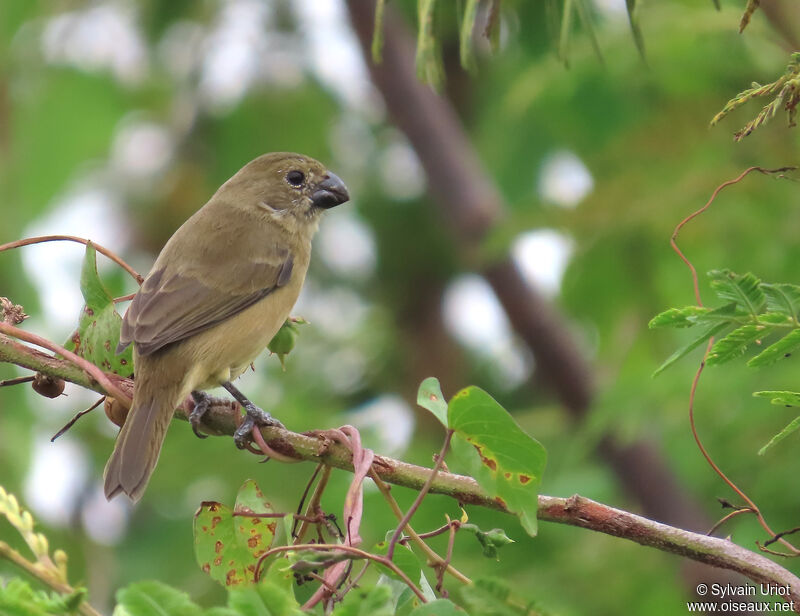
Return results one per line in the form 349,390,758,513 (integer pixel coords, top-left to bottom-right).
705,324,768,366
648,306,711,329
63,243,133,377
417,377,448,427
114,581,202,616
459,0,480,72
557,0,574,67
371,0,387,63
373,538,423,586
332,585,393,616
708,270,765,316
193,480,278,587
753,391,800,407
226,560,303,616
416,0,443,88
625,0,647,63
652,322,729,376
762,283,800,321
448,387,546,536
0,578,86,615
759,415,800,456
409,599,463,616
461,524,514,559
748,328,800,367
458,577,529,616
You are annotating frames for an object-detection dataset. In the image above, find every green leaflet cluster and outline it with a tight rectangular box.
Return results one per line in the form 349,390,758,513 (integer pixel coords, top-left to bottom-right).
650,269,800,454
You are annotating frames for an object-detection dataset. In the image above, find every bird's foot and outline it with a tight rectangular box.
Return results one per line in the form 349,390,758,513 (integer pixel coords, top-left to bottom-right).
234,403,284,449
189,390,211,439
221,380,284,449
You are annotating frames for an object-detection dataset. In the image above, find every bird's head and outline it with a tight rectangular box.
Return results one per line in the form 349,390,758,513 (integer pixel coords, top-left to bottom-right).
219,152,350,234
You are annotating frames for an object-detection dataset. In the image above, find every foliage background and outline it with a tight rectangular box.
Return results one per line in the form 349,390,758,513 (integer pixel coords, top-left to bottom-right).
1,1,800,614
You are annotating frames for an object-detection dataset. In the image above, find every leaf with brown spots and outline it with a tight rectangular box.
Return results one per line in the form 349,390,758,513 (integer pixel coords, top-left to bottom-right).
416,377,448,427
448,386,546,537
63,243,133,377
193,480,282,588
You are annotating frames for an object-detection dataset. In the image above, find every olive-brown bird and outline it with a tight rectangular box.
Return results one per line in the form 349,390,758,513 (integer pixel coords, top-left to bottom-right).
104,152,349,501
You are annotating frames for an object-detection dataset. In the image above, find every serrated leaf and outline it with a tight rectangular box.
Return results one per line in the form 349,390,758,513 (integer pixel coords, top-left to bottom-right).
417,377,448,427
762,283,800,320
113,581,201,616
194,480,277,587
448,387,546,536
652,322,729,376
649,306,711,329
64,243,133,377
759,415,800,456
753,390,800,406
748,328,800,367
756,312,794,325
705,324,768,366
708,270,764,315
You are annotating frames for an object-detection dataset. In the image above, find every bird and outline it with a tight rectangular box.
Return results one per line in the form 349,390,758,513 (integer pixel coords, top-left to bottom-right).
104,152,350,502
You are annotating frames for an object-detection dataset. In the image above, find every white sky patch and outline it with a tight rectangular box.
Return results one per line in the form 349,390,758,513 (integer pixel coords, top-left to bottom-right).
322,347,366,394
442,274,533,389
24,436,89,527
593,0,629,18
316,209,377,280
81,484,129,545
22,185,129,336
379,137,427,201
538,150,594,208
347,395,415,457
443,274,512,352
294,0,380,118
41,1,147,85
110,117,175,182
511,229,574,298
295,283,370,339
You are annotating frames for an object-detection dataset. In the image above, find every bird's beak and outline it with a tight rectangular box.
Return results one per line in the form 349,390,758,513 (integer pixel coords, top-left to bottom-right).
311,172,350,209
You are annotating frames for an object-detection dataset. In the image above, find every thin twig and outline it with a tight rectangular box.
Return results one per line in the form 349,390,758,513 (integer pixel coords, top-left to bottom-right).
369,469,471,585
672,166,800,555
0,375,34,387
707,507,755,537
254,543,427,603
387,430,453,560
0,235,143,284
51,396,105,441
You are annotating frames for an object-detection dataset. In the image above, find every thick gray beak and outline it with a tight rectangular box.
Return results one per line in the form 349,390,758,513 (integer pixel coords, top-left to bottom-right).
311,172,350,209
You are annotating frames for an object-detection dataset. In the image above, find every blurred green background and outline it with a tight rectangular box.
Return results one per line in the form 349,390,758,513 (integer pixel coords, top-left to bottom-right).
2,1,800,614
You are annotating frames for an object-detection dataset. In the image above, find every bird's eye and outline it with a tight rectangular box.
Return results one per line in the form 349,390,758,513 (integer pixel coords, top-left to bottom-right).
286,170,305,187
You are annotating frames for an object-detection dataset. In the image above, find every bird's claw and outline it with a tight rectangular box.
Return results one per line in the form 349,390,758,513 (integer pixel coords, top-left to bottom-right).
233,403,283,449
189,391,211,439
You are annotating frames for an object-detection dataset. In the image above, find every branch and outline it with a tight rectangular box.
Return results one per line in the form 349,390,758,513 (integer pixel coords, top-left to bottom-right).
3,334,800,606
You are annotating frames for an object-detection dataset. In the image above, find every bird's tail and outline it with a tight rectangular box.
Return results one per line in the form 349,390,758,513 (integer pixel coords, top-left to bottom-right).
104,376,183,502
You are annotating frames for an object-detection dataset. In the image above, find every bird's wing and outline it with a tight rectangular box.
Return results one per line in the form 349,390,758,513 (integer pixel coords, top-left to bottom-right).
118,249,293,357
